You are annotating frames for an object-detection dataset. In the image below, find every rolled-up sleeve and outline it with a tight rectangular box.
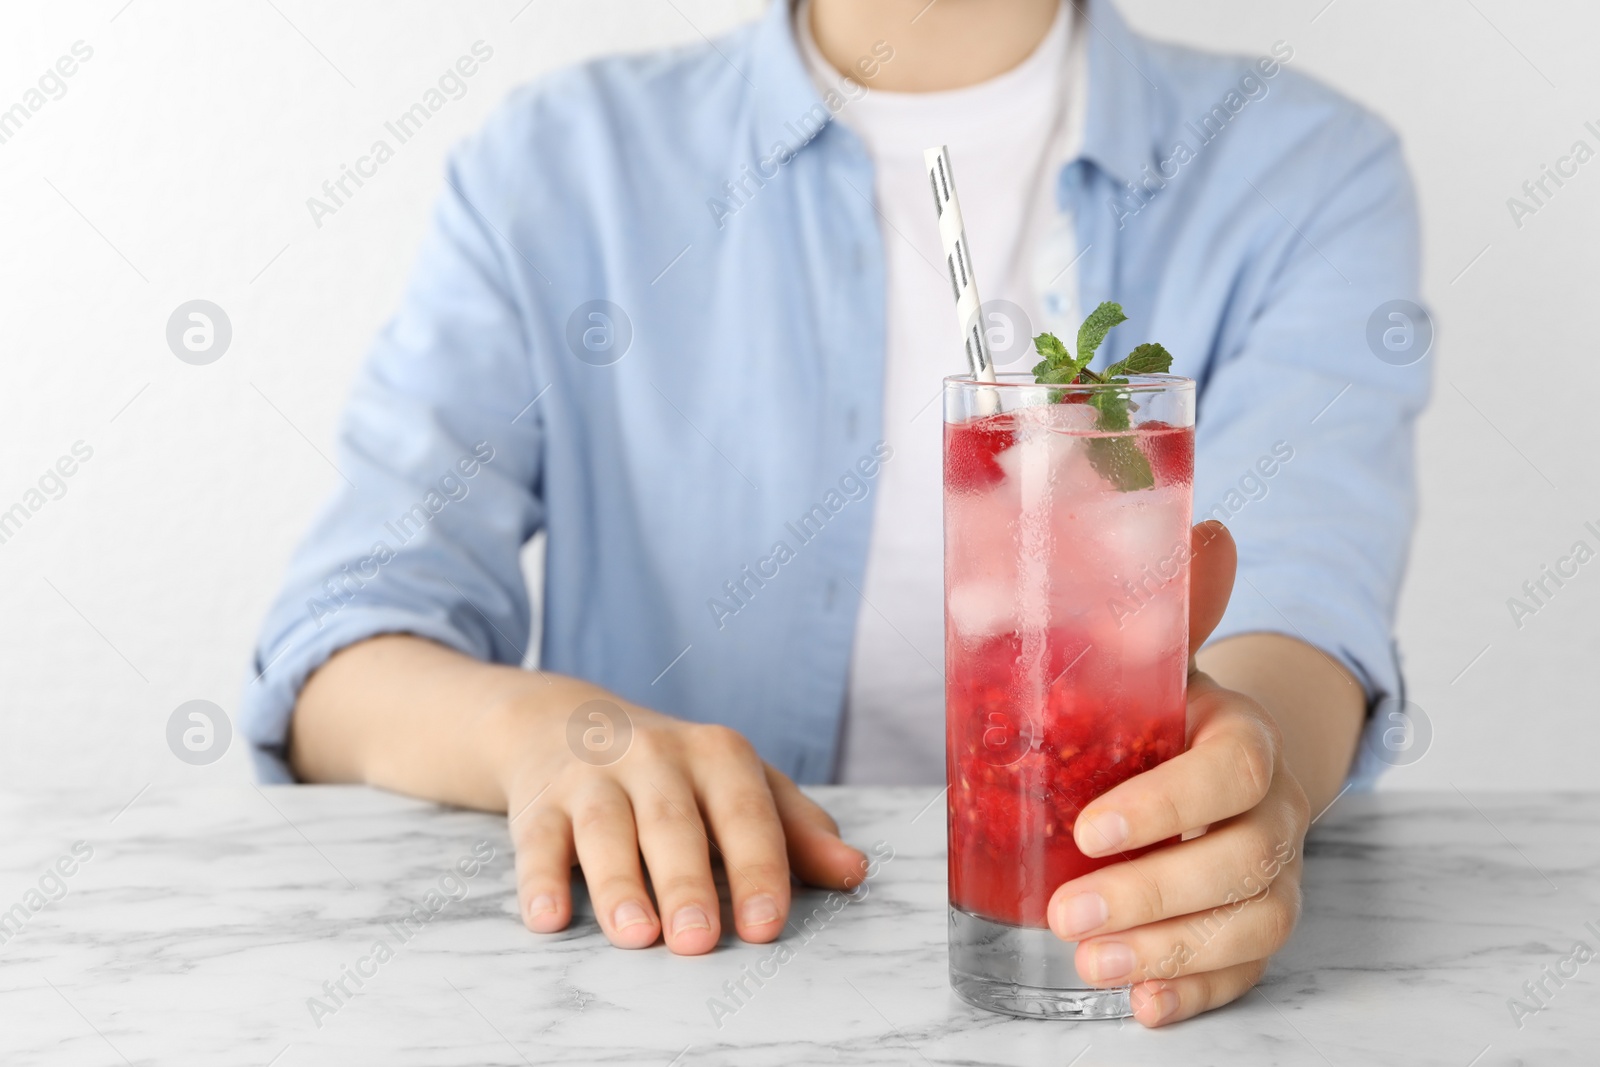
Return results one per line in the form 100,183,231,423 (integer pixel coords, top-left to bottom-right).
1193,115,1432,790
241,141,546,782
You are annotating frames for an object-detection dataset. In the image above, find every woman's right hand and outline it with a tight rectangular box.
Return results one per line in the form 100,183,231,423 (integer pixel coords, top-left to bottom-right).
496,685,868,955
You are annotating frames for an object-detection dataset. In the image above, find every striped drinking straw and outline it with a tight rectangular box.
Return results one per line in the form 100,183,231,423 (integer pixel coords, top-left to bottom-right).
924,145,997,389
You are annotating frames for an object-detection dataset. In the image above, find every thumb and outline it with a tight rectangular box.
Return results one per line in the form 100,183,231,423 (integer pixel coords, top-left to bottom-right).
1188,519,1237,655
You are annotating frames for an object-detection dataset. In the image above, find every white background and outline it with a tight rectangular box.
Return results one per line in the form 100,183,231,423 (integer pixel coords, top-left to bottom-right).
1,0,1594,793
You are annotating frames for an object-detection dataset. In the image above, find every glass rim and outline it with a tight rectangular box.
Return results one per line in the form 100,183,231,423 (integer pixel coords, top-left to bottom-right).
944,372,1194,394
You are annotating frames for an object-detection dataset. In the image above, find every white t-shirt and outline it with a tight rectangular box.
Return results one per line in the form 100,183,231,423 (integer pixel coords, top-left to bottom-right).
794,0,1089,784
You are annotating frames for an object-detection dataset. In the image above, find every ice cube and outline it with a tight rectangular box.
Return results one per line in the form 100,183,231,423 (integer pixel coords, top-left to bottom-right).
994,427,1065,487
947,581,1017,640
993,404,1108,501
1090,484,1190,584
1105,592,1187,667
945,493,1020,587
1034,402,1101,434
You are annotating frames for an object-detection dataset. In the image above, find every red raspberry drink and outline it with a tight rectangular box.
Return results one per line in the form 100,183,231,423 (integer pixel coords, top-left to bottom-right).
944,372,1195,1019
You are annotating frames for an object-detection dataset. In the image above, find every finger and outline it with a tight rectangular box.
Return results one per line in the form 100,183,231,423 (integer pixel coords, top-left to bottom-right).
1073,879,1301,986
1128,959,1268,1027
568,779,659,949
627,772,721,956
1188,520,1236,655
763,765,867,889
511,801,575,933
1074,677,1282,856
1049,815,1302,939
689,726,792,943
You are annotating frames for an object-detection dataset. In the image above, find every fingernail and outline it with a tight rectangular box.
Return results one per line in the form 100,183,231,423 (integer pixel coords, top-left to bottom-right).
1055,892,1108,939
612,901,651,931
670,904,711,937
740,894,779,927
1140,985,1180,1024
527,894,557,920
1078,811,1129,854
1088,942,1135,983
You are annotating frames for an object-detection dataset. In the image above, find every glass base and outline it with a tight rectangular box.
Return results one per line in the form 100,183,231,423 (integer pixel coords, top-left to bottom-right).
948,906,1132,1020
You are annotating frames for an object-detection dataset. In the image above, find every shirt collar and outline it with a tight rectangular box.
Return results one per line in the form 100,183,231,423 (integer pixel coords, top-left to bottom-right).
748,0,838,155
1073,0,1161,187
747,0,1159,183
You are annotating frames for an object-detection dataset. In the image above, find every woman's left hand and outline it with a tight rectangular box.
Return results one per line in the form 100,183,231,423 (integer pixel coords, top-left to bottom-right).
1046,521,1313,1027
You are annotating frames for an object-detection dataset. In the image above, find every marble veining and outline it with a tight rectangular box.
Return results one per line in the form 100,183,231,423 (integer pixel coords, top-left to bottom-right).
1,785,1597,1065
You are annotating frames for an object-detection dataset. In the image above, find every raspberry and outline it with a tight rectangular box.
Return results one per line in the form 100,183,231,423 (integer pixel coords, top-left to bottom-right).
943,414,1013,493
946,628,1185,927
1141,422,1194,487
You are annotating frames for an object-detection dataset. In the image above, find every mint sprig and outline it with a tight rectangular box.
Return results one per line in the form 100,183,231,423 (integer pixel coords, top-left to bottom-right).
1030,302,1126,386
1030,302,1175,492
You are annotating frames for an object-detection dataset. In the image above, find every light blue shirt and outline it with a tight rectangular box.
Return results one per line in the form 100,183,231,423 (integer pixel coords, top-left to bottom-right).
243,0,1430,788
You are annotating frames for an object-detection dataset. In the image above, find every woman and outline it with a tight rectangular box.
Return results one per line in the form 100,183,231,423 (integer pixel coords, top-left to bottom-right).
246,0,1428,1026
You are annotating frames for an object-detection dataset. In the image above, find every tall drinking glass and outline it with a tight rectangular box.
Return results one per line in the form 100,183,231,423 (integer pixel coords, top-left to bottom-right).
943,372,1196,1019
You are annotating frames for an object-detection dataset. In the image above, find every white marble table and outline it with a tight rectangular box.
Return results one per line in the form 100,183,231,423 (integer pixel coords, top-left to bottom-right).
2,786,1596,1066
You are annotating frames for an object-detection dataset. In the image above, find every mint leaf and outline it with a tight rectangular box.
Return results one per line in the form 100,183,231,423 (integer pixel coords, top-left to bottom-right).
1103,342,1173,378
1027,303,1175,492
1031,358,1080,385
1032,331,1094,400
1084,378,1154,489
1086,437,1155,491
1087,380,1132,431
1075,302,1127,368
1032,332,1071,367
